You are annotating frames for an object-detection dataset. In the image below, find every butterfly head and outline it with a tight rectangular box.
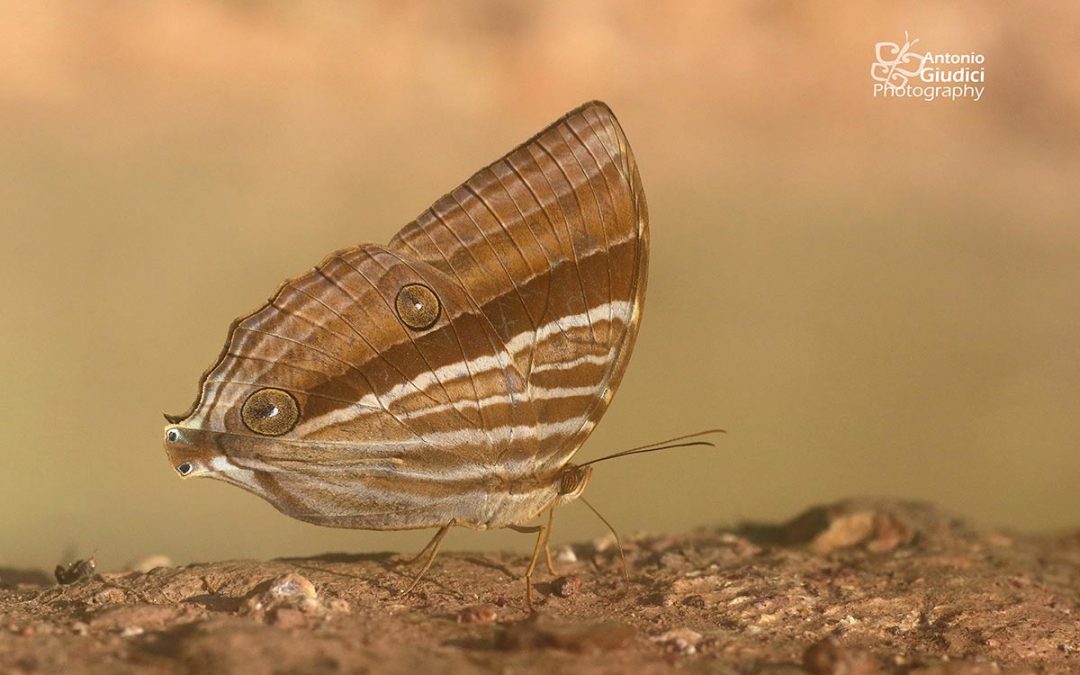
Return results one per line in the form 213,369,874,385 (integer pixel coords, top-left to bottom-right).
162,424,225,479
553,464,592,507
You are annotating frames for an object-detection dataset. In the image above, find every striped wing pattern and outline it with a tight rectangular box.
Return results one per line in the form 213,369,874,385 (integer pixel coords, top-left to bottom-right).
167,101,648,531
184,245,535,528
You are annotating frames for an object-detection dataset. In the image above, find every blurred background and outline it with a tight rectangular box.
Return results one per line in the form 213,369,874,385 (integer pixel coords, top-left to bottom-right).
2,1,1078,572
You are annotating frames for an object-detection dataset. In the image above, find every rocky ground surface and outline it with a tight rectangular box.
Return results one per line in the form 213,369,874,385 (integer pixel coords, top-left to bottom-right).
2,499,1078,674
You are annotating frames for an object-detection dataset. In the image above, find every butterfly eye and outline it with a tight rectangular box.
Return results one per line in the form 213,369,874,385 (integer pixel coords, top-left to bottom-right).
176,462,194,476
165,428,180,443
241,388,300,436
558,468,583,495
395,283,440,330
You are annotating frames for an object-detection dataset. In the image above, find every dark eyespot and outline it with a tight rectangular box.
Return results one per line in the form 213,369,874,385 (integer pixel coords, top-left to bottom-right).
241,388,300,436
395,283,440,330
166,428,180,443
177,462,194,476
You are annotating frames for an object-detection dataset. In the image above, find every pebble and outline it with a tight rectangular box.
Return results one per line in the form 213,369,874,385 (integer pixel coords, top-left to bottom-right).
553,546,578,563
241,572,352,624
810,511,877,554
90,588,128,605
652,627,703,655
551,575,581,598
785,504,915,555
269,573,317,601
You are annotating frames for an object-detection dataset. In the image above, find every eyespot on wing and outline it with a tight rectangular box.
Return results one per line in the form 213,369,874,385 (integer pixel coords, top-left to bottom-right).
241,388,300,436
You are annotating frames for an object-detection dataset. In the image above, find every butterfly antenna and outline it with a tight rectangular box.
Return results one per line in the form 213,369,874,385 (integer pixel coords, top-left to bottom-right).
579,428,725,468
580,496,629,581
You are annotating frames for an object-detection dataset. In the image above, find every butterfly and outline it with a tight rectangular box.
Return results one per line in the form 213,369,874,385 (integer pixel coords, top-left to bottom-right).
164,101,650,606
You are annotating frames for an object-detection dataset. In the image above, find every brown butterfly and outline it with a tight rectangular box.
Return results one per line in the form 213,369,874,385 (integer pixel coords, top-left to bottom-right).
164,101,650,606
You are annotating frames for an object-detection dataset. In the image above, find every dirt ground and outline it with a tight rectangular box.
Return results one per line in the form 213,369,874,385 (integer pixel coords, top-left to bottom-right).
2,499,1078,674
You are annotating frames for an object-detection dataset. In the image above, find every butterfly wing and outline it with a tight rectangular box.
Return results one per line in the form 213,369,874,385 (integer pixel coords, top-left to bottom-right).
167,101,647,531
388,101,649,476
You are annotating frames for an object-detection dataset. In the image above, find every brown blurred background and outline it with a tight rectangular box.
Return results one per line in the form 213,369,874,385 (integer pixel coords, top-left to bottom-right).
2,1,1078,572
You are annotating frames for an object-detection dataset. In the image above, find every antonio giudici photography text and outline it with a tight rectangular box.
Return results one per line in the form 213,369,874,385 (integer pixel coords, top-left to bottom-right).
871,35,986,102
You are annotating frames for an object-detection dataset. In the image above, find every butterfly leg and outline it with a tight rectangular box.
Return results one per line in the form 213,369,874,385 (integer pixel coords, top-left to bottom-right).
520,508,558,611
509,508,558,576
524,524,546,612
402,524,448,566
542,508,558,576
401,519,454,596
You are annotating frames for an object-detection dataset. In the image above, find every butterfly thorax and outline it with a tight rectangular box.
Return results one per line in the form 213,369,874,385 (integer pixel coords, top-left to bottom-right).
439,463,593,531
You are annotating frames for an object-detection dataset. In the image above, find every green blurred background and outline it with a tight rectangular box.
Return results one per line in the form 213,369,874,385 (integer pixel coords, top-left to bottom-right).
2,1,1078,572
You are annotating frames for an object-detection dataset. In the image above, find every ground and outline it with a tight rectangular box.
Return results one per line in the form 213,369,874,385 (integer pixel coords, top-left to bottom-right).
2,499,1078,674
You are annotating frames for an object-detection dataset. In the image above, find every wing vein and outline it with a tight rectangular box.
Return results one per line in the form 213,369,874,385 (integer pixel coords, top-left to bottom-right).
531,136,598,343
377,247,494,442
340,249,480,430
565,122,616,335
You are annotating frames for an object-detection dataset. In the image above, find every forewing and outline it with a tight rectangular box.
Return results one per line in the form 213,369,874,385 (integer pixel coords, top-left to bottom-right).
389,101,649,473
